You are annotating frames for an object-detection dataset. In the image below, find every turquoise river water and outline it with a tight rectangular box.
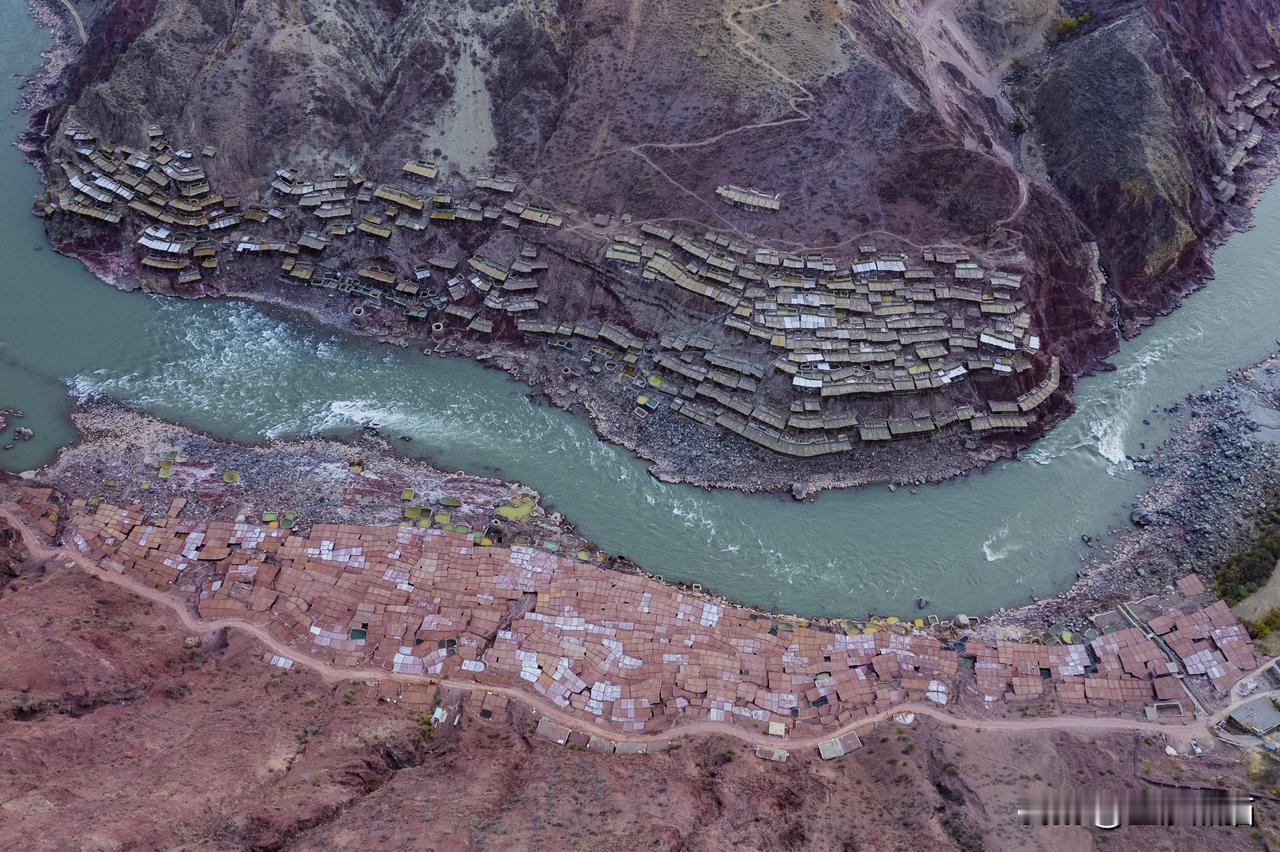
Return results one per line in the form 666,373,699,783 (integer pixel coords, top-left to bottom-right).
2,3,1279,616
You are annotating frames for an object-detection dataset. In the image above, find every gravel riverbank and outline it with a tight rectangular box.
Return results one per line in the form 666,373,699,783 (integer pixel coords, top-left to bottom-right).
992,352,1280,632
10,348,1280,636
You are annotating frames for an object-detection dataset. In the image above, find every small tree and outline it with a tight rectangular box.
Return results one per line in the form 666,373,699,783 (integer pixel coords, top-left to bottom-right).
413,711,435,743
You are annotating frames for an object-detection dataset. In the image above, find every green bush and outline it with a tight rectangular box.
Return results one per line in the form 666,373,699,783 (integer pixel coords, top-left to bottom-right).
1243,609,1280,639
1214,491,1280,604
1052,12,1091,42
413,711,435,743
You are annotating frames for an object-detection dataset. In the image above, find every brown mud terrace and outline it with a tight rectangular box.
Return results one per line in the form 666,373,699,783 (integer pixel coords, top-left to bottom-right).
5,403,1280,848
9,3,1280,848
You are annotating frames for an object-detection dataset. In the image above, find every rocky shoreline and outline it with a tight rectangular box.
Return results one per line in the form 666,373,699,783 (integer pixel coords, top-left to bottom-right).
7,0,1280,633
9,340,1280,636
0,3,1180,496
16,53,1280,501
23,144,1278,502
33,401,592,551
14,0,1280,498
989,352,1280,633
12,400,763,613
4,402,1266,729
24,196,1048,498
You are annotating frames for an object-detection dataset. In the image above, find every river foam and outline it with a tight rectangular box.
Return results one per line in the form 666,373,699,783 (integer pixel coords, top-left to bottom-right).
6,0,1280,619
982,523,1023,562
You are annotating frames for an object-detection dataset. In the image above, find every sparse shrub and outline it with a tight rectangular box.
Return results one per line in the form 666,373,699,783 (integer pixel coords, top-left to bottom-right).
943,762,959,776
1051,12,1091,43
1214,489,1280,605
1244,609,1280,639
413,711,435,743
942,812,986,852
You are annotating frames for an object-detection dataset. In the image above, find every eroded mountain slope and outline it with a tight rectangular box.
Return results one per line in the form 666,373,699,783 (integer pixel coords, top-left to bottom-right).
26,0,1280,490
1026,0,1280,324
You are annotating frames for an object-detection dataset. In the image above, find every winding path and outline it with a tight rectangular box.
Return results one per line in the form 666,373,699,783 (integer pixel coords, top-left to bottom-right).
995,174,1030,229
59,0,86,45
576,0,821,239
628,0,815,157
568,0,1026,257
1,503,1271,753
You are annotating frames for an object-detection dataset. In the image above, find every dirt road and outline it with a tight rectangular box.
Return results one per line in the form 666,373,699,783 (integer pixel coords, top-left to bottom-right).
59,0,86,44
1,503,1268,754
604,0,816,238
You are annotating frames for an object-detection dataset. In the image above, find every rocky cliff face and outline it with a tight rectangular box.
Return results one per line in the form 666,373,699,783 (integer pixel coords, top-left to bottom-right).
48,0,1022,243
956,0,1057,59
23,0,1280,486
37,0,1119,357
48,0,1270,338
58,0,482,191
0,518,29,587
1024,0,1280,323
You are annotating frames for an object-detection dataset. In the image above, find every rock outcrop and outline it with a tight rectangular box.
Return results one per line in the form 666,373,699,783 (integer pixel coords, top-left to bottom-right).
0,518,29,585
22,0,1280,488
956,0,1057,60
1026,0,1280,321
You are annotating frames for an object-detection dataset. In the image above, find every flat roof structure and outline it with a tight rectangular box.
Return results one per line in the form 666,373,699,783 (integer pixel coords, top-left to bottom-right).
1229,696,1280,736
402,160,438,180
716,184,781,211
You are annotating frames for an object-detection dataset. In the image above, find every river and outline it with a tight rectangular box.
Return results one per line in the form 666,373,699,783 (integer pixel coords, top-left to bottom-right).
2,2,1279,618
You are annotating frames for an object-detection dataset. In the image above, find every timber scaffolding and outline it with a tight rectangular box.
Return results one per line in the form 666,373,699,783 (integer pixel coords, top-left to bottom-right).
47,119,1063,458
1214,63,1280,202
562,221,1058,456
715,184,781,211
46,121,567,326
